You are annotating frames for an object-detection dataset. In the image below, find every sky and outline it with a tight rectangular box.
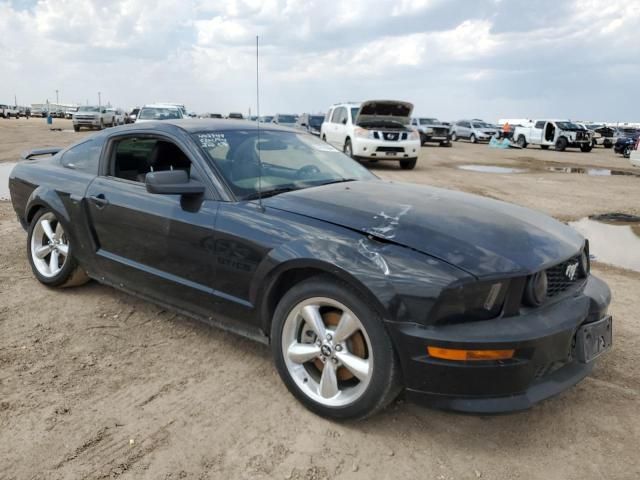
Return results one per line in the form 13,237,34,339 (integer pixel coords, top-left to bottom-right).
0,0,638,122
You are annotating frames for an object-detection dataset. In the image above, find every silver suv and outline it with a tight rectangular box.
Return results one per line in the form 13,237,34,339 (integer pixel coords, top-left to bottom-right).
450,119,499,143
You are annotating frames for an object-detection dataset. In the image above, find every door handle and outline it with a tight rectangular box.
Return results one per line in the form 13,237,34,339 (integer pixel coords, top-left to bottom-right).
89,194,109,209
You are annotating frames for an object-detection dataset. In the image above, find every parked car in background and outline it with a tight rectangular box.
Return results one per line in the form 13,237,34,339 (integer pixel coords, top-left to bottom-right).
72,106,116,131
107,108,126,126
1,104,19,119
7,119,612,419
450,120,498,143
513,120,592,152
613,130,640,158
297,113,325,136
127,108,140,124
259,115,274,123
227,112,244,120
31,107,47,118
64,107,78,119
321,100,420,169
272,114,298,128
135,104,184,123
585,124,615,148
18,106,31,118
207,113,223,119
410,117,452,146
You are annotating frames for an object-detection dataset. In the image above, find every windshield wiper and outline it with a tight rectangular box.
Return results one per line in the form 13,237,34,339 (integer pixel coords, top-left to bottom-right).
244,186,300,200
315,178,357,187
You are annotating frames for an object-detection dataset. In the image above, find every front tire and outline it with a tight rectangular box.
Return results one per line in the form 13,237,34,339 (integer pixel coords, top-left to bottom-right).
400,158,417,170
343,138,353,158
623,146,631,158
470,133,477,144
73,125,80,132
555,137,568,152
271,276,401,420
451,132,458,142
27,209,89,288
580,144,593,153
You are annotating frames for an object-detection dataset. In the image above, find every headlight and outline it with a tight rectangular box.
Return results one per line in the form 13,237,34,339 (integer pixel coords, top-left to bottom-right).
431,280,509,324
407,130,420,141
425,127,433,134
354,127,373,139
580,244,590,276
524,271,548,307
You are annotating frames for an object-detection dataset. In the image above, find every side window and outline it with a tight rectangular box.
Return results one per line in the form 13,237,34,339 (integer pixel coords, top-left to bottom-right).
330,107,342,124
110,136,192,183
337,108,348,125
534,121,545,129
61,139,102,174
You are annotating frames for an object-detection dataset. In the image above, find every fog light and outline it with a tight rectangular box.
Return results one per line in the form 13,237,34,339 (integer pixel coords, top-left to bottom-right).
427,346,515,361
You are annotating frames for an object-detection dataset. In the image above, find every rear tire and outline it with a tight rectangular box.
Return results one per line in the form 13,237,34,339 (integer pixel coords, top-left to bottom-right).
517,135,527,148
271,275,402,420
400,158,417,170
27,209,89,288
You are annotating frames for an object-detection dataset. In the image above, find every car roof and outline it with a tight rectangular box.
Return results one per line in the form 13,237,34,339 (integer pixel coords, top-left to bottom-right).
142,104,181,109
112,118,302,133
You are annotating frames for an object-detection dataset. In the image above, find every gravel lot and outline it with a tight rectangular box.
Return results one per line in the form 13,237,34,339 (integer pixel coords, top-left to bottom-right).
1,118,639,479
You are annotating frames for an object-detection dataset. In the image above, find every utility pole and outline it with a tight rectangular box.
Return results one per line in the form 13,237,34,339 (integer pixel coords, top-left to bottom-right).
14,94,17,107
98,92,101,107
55,89,59,105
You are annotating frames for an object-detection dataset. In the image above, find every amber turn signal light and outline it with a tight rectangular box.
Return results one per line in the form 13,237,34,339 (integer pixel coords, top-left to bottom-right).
427,346,515,361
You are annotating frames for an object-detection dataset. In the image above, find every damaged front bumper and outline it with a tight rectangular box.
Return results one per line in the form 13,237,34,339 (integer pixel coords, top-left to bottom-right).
386,275,612,413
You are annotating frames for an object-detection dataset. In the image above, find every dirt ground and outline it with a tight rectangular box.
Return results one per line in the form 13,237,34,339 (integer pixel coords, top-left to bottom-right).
1,118,639,480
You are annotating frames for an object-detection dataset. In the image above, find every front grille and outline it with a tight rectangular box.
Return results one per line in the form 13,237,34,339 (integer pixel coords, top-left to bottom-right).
546,255,583,298
433,128,448,136
75,115,96,120
376,146,404,153
383,132,399,141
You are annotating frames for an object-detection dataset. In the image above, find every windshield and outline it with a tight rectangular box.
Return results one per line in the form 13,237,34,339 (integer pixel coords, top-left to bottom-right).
194,129,375,200
78,106,100,112
309,115,324,127
138,107,182,120
419,118,438,125
277,115,297,123
471,121,492,128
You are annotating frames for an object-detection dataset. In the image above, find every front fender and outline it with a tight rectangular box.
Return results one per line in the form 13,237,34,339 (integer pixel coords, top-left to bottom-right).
253,236,470,333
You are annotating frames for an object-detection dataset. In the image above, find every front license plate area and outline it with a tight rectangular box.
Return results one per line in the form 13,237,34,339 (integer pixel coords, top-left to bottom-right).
386,151,397,156
576,316,612,363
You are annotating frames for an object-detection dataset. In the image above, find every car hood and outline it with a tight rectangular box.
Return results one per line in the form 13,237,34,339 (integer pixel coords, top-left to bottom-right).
356,100,413,127
265,181,584,278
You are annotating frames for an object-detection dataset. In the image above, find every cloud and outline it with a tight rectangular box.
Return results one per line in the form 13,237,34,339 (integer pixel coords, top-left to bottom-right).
0,0,637,121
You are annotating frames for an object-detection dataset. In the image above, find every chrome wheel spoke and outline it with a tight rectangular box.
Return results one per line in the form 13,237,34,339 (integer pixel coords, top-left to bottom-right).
34,245,52,259
319,362,339,399
301,305,326,339
57,244,69,257
336,351,370,382
41,219,55,241
333,312,359,343
49,249,60,275
287,343,321,364
54,221,64,239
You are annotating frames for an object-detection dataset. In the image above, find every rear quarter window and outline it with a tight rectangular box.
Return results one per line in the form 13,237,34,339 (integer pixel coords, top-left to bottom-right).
61,139,102,174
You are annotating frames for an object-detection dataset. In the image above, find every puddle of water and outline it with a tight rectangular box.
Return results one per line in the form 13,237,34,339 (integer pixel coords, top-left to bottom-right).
547,166,640,177
0,162,17,201
458,165,529,174
569,217,640,272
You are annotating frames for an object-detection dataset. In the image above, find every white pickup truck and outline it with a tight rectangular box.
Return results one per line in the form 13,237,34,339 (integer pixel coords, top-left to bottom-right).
513,119,593,152
72,105,116,131
0,104,19,119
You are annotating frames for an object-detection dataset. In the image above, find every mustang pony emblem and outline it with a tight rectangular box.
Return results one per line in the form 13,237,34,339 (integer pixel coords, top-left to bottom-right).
565,262,579,280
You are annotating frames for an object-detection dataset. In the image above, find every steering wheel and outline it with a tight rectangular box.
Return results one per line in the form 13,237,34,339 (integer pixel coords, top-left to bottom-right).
297,164,321,179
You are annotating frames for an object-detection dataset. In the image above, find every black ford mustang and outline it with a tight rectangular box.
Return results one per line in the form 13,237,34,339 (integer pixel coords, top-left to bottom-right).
8,120,612,420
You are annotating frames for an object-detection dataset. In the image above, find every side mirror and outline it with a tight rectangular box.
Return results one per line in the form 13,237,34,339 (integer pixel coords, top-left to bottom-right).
301,123,307,127
145,170,205,196
341,118,347,125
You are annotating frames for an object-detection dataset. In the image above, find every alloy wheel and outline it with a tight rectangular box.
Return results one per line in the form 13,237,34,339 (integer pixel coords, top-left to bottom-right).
281,297,373,407
30,212,69,278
